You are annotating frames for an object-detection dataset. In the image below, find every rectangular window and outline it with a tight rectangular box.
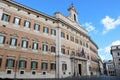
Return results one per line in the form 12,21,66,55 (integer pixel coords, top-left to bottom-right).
51,46,56,53
1,13,10,22
24,20,31,28
51,29,56,36
50,63,56,70
10,38,17,46
13,17,21,25
0,36,5,44
71,36,74,42
42,44,48,51
75,39,78,43
34,23,40,31
67,35,69,40
43,27,49,33
41,62,47,70
22,40,28,48
19,60,26,69
67,49,70,55
31,61,38,70
32,42,38,50
6,59,15,68
61,32,65,38
62,63,67,71
61,48,65,54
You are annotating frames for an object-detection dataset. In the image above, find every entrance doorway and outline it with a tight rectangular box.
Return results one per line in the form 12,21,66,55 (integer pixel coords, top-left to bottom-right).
78,64,81,75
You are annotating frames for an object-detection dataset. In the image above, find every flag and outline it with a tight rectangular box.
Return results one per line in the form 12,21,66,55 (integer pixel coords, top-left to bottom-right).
81,48,85,58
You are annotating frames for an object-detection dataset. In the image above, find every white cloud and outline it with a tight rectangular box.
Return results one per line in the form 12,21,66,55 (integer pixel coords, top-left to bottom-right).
111,40,120,46
99,40,120,54
83,22,98,33
101,16,120,34
98,40,120,60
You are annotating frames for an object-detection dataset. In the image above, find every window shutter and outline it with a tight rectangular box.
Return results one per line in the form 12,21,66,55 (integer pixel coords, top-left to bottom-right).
19,60,21,68
10,38,12,45
6,59,8,67
0,58,2,67
46,45,48,51
36,43,38,49
15,39,17,46
31,61,33,69
3,36,6,44
47,27,49,33
36,62,38,69
26,41,28,48
21,40,23,47
25,61,27,68
32,43,34,49
13,60,15,67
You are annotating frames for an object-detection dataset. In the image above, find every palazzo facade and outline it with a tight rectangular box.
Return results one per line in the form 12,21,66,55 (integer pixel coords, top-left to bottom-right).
0,0,100,79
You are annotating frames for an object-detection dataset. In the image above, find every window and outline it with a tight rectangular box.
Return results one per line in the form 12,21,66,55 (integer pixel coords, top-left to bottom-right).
67,35,69,40
0,58,2,67
43,26,49,33
42,44,48,51
67,49,70,55
61,48,65,54
41,62,47,70
74,14,76,21
34,23,40,31
61,32,65,38
0,35,5,44
86,43,88,48
13,17,21,25
71,36,74,42
10,38,17,46
7,70,11,74
20,71,24,74
80,40,82,45
19,60,27,69
1,13,10,22
51,46,56,53
50,63,56,70
118,52,120,56
119,59,120,61
24,20,31,28
32,42,38,50
62,63,67,71
21,40,28,48
31,61,38,70
71,50,75,56
75,39,78,43
6,59,15,68
51,29,56,36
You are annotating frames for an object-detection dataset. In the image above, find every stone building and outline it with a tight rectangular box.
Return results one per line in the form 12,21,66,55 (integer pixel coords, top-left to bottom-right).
0,0,100,79
103,60,115,76
111,45,120,76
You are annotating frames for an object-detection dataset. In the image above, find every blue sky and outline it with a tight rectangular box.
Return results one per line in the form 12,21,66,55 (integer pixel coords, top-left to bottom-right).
13,0,120,61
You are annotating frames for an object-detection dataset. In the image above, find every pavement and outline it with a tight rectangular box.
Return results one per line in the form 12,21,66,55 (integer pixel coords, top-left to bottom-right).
1,76,120,80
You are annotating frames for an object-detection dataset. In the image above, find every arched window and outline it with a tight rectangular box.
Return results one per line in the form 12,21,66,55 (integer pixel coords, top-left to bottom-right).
74,14,76,21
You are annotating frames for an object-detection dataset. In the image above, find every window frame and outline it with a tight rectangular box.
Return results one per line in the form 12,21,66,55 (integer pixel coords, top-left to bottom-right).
24,20,31,28
0,35,6,44
34,23,40,31
1,13,10,22
10,38,17,46
13,17,21,25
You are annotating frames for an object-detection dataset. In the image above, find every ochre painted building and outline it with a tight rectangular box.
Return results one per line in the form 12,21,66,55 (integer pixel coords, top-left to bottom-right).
0,0,100,79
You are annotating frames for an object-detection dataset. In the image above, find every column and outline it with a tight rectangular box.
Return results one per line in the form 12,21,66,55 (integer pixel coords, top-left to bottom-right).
56,25,61,78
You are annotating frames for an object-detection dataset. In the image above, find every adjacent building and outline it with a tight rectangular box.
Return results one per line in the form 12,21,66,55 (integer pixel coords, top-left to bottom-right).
0,0,100,79
111,45,120,76
103,60,115,76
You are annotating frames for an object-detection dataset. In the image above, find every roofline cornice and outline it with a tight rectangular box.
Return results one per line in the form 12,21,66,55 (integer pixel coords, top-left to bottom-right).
1,0,56,21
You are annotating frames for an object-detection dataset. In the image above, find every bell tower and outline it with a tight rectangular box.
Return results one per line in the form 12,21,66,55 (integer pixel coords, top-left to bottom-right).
68,4,78,22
